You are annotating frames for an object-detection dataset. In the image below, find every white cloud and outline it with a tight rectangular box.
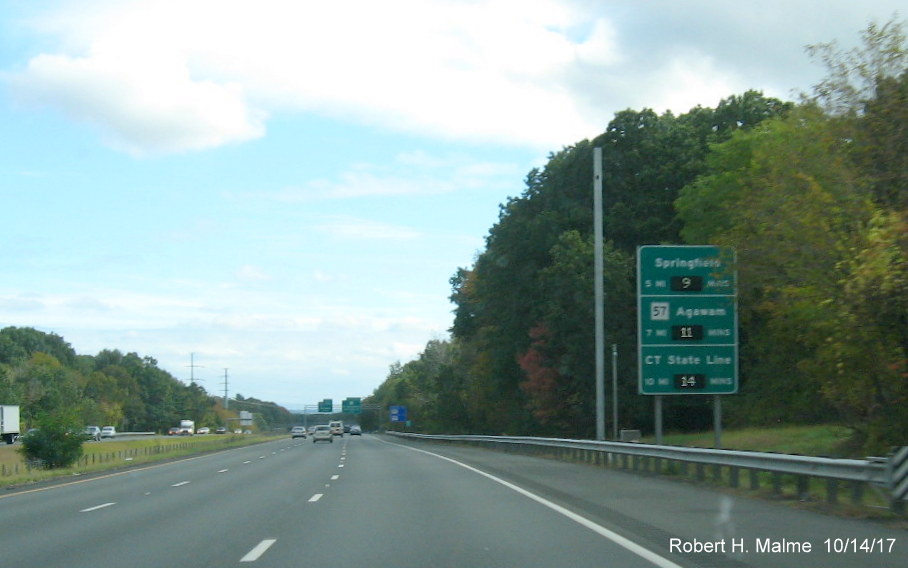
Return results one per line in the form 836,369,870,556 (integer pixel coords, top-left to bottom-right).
7,0,904,157
8,49,265,155
236,265,271,282
4,0,619,154
314,216,422,241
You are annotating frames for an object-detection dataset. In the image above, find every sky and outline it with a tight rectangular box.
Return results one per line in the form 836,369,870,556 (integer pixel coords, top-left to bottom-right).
0,0,902,411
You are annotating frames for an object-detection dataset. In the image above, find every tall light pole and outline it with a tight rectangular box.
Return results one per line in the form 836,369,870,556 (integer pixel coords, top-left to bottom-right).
594,147,605,441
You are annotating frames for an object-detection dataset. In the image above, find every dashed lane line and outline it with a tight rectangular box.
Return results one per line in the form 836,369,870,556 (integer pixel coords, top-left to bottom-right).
80,502,116,512
240,539,277,562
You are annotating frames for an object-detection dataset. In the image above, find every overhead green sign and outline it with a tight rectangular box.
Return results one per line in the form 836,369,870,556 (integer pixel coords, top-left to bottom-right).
318,399,333,413
342,397,362,414
638,245,738,395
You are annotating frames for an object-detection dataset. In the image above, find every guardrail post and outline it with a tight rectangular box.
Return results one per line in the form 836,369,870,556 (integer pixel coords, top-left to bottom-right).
797,476,809,500
729,466,739,488
749,469,759,490
826,478,838,505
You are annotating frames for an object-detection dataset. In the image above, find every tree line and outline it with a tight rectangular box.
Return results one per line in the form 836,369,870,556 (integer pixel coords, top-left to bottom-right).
367,19,907,454
0,326,293,433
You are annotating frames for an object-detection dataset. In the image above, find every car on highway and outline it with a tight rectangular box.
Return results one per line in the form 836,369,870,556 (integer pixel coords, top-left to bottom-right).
100,426,116,439
84,426,101,441
312,425,332,443
349,425,362,435
291,426,307,439
196,427,210,434
215,427,227,434
167,427,181,436
329,420,344,436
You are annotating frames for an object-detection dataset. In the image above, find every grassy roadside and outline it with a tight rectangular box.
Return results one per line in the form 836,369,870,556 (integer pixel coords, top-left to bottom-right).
644,424,857,457
0,434,278,489
631,424,903,520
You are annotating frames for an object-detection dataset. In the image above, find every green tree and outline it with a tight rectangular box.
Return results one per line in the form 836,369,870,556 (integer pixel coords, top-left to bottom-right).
18,409,86,469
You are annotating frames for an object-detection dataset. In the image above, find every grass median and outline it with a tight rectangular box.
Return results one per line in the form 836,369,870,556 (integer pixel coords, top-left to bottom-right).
0,433,278,489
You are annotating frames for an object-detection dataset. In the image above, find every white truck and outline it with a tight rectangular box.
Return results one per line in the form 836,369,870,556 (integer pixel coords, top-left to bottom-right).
1,405,21,445
179,419,195,436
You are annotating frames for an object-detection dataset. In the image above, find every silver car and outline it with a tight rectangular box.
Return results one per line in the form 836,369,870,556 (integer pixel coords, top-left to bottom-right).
311,425,332,443
84,426,101,441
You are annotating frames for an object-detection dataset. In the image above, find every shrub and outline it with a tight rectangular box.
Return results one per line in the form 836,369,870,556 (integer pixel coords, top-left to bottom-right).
17,412,86,469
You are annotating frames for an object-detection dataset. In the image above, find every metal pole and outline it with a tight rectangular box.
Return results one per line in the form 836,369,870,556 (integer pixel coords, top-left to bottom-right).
611,343,618,440
655,395,663,445
714,395,722,449
594,147,605,441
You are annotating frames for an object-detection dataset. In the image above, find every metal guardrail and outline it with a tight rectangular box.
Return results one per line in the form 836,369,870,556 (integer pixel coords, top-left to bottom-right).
387,432,903,513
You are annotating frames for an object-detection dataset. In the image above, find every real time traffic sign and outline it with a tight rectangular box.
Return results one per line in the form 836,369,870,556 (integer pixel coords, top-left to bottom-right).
638,245,738,395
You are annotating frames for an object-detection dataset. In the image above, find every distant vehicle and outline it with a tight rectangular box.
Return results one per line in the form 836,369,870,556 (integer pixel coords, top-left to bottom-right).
1,405,21,445
179,420,194,436
168,427,181,436
307,426,316,436
242,430,252,435
100,426,117,439
312,425,333,443
349,425,362,435
196,427,210,435
84,426,102,441
215,427,227,434
291,426,307,439
329,420,344,436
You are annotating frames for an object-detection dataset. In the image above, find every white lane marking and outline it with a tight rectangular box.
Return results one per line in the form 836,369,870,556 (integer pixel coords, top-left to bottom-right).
330,475,340,480
309,493,323,502
240,539,277,562
80,502,116,512
243,460,252,464
172,481,190,487
337,464,344,468
218,468,229,473
383,440,683,568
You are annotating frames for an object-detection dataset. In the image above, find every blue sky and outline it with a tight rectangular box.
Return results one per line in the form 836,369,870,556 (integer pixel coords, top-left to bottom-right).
1,1,902,409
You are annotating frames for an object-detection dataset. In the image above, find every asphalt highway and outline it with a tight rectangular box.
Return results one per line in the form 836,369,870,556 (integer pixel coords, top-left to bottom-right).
0,434,903,568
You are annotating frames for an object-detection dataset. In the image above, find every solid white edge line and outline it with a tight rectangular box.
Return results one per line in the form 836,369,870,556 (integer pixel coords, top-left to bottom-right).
80,502,116,512
383,439,683,568
309,493,323,502
240,539,277,562
171,481,190,487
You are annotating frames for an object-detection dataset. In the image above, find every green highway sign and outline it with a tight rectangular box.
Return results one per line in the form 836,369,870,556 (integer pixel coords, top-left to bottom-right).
638,245,738,395
317,399,333,413
342,397,362,414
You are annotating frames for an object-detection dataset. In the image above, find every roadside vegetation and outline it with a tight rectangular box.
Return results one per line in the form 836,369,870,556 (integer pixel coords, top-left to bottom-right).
647,425,856,457
0,433,275,489
369,18,908,456
0,326,293,446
